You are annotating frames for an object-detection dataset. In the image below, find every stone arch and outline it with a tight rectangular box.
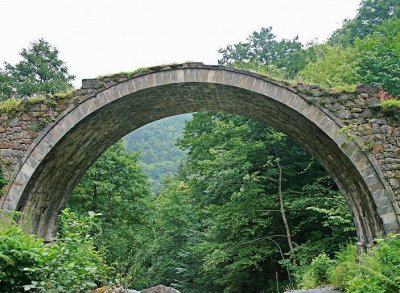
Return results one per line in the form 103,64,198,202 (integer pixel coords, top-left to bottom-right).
1,63,399,247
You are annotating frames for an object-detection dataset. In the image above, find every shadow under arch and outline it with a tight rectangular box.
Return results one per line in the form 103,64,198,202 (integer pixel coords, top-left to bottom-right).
2,64,399,248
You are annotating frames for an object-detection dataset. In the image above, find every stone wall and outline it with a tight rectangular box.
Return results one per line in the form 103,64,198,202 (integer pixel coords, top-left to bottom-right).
295,84,400,203
0,91,87,182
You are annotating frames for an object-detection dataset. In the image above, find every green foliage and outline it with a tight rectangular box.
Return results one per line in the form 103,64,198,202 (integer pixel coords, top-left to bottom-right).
1,38,75,99
299,16,400,95
218,27,313,78
354,17,400,95
299,236,400,292
329,0,400,46
25,209,109,292
344,236,400,293
0,70,13,100
0,98,23,112
0,208,109,292
129,113,355,292
0,211,45,291
299,253,333,289
69,139,152,282
125,114,191,193
231,61,291,81
379,99,400,118
298,45,360,90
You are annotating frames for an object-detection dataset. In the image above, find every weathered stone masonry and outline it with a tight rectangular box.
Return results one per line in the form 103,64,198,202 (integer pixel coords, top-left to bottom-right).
0,63,399,247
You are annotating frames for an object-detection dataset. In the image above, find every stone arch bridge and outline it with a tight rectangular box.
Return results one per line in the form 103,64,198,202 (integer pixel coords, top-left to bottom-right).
0,63,399,249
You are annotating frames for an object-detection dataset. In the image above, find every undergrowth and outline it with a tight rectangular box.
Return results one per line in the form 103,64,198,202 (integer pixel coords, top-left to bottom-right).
296,235,400,292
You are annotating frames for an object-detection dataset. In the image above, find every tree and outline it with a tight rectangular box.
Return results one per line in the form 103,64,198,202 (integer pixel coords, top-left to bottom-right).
68,140,152,279
125,114,191,193
1,38,75,99
298,45,360,90
329,0,400,46
0,70,13,100
355,17,400,95
299,18,400,95
218,27,313,78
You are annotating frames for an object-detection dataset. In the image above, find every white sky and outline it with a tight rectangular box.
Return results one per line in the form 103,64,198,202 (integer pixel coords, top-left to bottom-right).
0,0,361,87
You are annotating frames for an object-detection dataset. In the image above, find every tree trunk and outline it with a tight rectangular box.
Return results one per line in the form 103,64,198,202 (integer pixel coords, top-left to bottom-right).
92,183,98,212
276,159,296,263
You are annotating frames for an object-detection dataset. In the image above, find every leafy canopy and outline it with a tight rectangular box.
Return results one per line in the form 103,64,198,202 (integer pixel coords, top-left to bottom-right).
1,38,75,99
329,0,400,45
218,27,313,78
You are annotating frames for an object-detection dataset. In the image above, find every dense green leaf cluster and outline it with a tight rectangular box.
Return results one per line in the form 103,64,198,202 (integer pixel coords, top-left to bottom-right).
218,27,314,78
0,211,45,291
300,235,400,292
219,1,400,96
0,209,108,292
0,38,75,100
68,140,154,281
329,0,400,46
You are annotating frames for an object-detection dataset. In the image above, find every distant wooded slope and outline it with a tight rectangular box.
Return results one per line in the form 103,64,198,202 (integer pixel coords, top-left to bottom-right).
125,113,192,193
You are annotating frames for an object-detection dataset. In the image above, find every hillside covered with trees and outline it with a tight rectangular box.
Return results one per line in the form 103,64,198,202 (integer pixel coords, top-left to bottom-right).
125,114,191,193
1,0,399,292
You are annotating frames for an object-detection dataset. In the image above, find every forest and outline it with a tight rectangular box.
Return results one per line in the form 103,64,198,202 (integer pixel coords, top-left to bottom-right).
0,0,400,292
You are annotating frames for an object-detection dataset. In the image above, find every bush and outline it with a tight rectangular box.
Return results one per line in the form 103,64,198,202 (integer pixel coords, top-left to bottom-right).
299,253,333,289
379,99,400,118
328,244,359,289
24,209,109,292
0,209,110,292
329,236,400,293
0,211,45,291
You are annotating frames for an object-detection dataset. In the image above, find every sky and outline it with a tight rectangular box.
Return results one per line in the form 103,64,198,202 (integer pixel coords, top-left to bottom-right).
0,0,361,87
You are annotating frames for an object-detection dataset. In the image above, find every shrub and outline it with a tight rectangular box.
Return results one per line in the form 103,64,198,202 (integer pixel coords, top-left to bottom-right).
0,209,110,292
328,244,359,289
329,236,400,292
0,211,45,292
299,253,333,289
24,209,109,292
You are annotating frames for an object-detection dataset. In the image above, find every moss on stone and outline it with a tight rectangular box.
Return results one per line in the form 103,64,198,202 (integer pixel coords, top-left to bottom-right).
97,63,186,79
0,97,47,113
380,99,400,111
97,66,160,79
53,89,75,100
0,99,22,112
0,89,76,114
374,99,400,120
